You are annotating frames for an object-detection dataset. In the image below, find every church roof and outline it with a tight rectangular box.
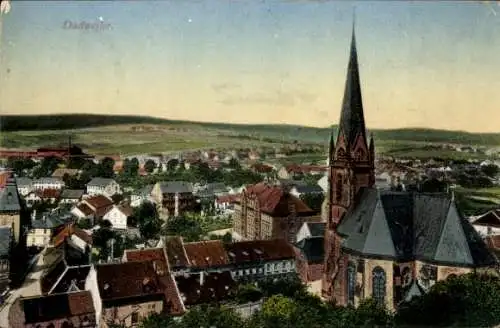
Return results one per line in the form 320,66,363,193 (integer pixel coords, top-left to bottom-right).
337,188,497,268
337,23,367,149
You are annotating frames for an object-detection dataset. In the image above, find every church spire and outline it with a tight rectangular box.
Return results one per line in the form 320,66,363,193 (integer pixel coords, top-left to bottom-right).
328,128,335,166
338,14,367,150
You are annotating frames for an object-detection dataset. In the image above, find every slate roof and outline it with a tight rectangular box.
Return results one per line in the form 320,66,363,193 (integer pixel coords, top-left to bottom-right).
15,177,32,187
0,178,20,212
306,222,326,237
33,177,64,185
159,181,193,194
0,227,12,258
472,209,500,228
337,188,497,267
293,184,324,194
135,184,153,197
60,189,85,199
87,177,116,187
50,265,91,294
295,237,324,264
31,215,65,230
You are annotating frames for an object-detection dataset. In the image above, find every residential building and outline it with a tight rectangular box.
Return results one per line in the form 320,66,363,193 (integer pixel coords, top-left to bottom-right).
60,189,85,204
233,182,319,242
175,271,236,308
130,185,153,208
86,178,121,197
215,194,239,213
277,164,327,180
102,204,133,230
52,223,93,254
0,176,22,243
151,181,195,218
322,25,498,311
71,195,114,223
27,213,65,248
15,177,33,197
95,261,166,327
0,227,12,298
296,221,326,243
33,177,65,190
470,209,500,236
8,291,96,328
25,189,61,206
294,236,324,296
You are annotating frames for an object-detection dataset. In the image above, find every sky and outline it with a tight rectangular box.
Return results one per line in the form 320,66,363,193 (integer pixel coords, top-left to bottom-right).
1,0,499,133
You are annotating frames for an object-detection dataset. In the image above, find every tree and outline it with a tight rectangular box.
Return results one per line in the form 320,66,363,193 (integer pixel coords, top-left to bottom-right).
395,273,500,327
98,157,115,178
228,158,240,169
122,158,139,177
167,159,179,171
164,215,203,242
7,157,36,176
261,295,297,320
144,159,156,174
138,313,174,328
481,164,499,178
176,305,244,328
33,156,63,178
300,193,324,212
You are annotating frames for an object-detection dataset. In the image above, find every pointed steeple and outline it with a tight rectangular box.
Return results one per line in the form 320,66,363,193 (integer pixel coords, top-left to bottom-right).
369,133,375,159
328,128,335,166
338,13,367,150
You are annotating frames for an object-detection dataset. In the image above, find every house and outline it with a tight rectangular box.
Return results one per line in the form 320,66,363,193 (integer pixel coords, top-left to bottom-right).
151,181,196,218
122,248,185,315
40,258,91,295
233,182,320,243
0,176,22,243
15,177,33,197
8,291,96,328
130,185,153,208
96,261,167,327
26,189,61,205
294,236,324,296
102,204,133,230
277,164,327,180
52,168,80,179
0,227,12,298
289,184,324,199
322,26,498,311
224,239,297,281
33,177,65,190
27,212,65,249
175,271,236,307
296,221,326,243
250,163,274,175
470,209,500,237
215,194,239,212
52,223,93,254
60,189,85,204
71,195,114,223
86,178,121,197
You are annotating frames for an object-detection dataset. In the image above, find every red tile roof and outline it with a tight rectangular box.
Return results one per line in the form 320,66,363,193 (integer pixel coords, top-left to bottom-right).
96,261,164,306
165,237,190,268
485,235,500,250
9,291,96,327
52,223,93,248
35,188,61,199
175,271,235,306
242,182,314,216
124,248,185,315
285,164,327,174
117,204,134,217
75,203,93,216
183,240,229,268
251,163,274,173
84,195,114,211
474,210,500,228
225,239,296,264
0,172,10,189
216,194,239,204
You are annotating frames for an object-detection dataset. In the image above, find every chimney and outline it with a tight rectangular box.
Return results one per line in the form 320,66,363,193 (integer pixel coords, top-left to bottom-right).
199,272,204,286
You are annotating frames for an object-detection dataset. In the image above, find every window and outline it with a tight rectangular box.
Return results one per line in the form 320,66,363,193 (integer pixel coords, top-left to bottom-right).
372,266,386,305
347,262,356,305
131,312,139,324
336,173,343,202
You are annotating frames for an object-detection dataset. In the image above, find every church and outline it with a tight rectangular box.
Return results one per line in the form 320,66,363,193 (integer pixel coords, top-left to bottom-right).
322,24,498,311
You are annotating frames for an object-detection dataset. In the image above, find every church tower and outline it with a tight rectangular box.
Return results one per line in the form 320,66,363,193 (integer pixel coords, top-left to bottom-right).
322,20,375,304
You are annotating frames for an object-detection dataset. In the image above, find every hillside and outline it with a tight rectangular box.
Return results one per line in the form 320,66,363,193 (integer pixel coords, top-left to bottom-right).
2,114,500,146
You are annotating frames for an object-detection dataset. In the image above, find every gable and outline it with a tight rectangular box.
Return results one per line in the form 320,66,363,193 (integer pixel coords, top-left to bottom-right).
362,199,397,257
434,204,474,265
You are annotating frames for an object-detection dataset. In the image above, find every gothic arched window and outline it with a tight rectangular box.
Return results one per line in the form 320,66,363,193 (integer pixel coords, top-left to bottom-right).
336,173,343,202
355,149,365,161
347,262,356,305
372,266,386,305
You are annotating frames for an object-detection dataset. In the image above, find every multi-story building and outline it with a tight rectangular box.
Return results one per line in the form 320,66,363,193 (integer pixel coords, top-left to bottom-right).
151,181,196,218
0,175,22,243
0,227,12,297
232,182,319,243
33,177,65,190
86,178,121,198
322,24,498,311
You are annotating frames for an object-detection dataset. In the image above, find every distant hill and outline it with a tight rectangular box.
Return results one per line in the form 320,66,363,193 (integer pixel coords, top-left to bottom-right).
1,114,500,146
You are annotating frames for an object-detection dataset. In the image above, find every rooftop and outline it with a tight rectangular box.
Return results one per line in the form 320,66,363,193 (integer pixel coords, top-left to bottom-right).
175,271,235,306
184,240,229,268
225,239,296,264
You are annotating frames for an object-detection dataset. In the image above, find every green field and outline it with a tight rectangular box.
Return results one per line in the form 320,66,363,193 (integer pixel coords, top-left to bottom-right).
1,114,500,158
455,187,500,216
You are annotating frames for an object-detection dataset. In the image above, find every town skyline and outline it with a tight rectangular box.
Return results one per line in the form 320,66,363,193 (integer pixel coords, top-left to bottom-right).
1,1,500,133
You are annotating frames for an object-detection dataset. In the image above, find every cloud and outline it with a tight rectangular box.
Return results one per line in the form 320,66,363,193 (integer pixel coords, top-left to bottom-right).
218,89,317,107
